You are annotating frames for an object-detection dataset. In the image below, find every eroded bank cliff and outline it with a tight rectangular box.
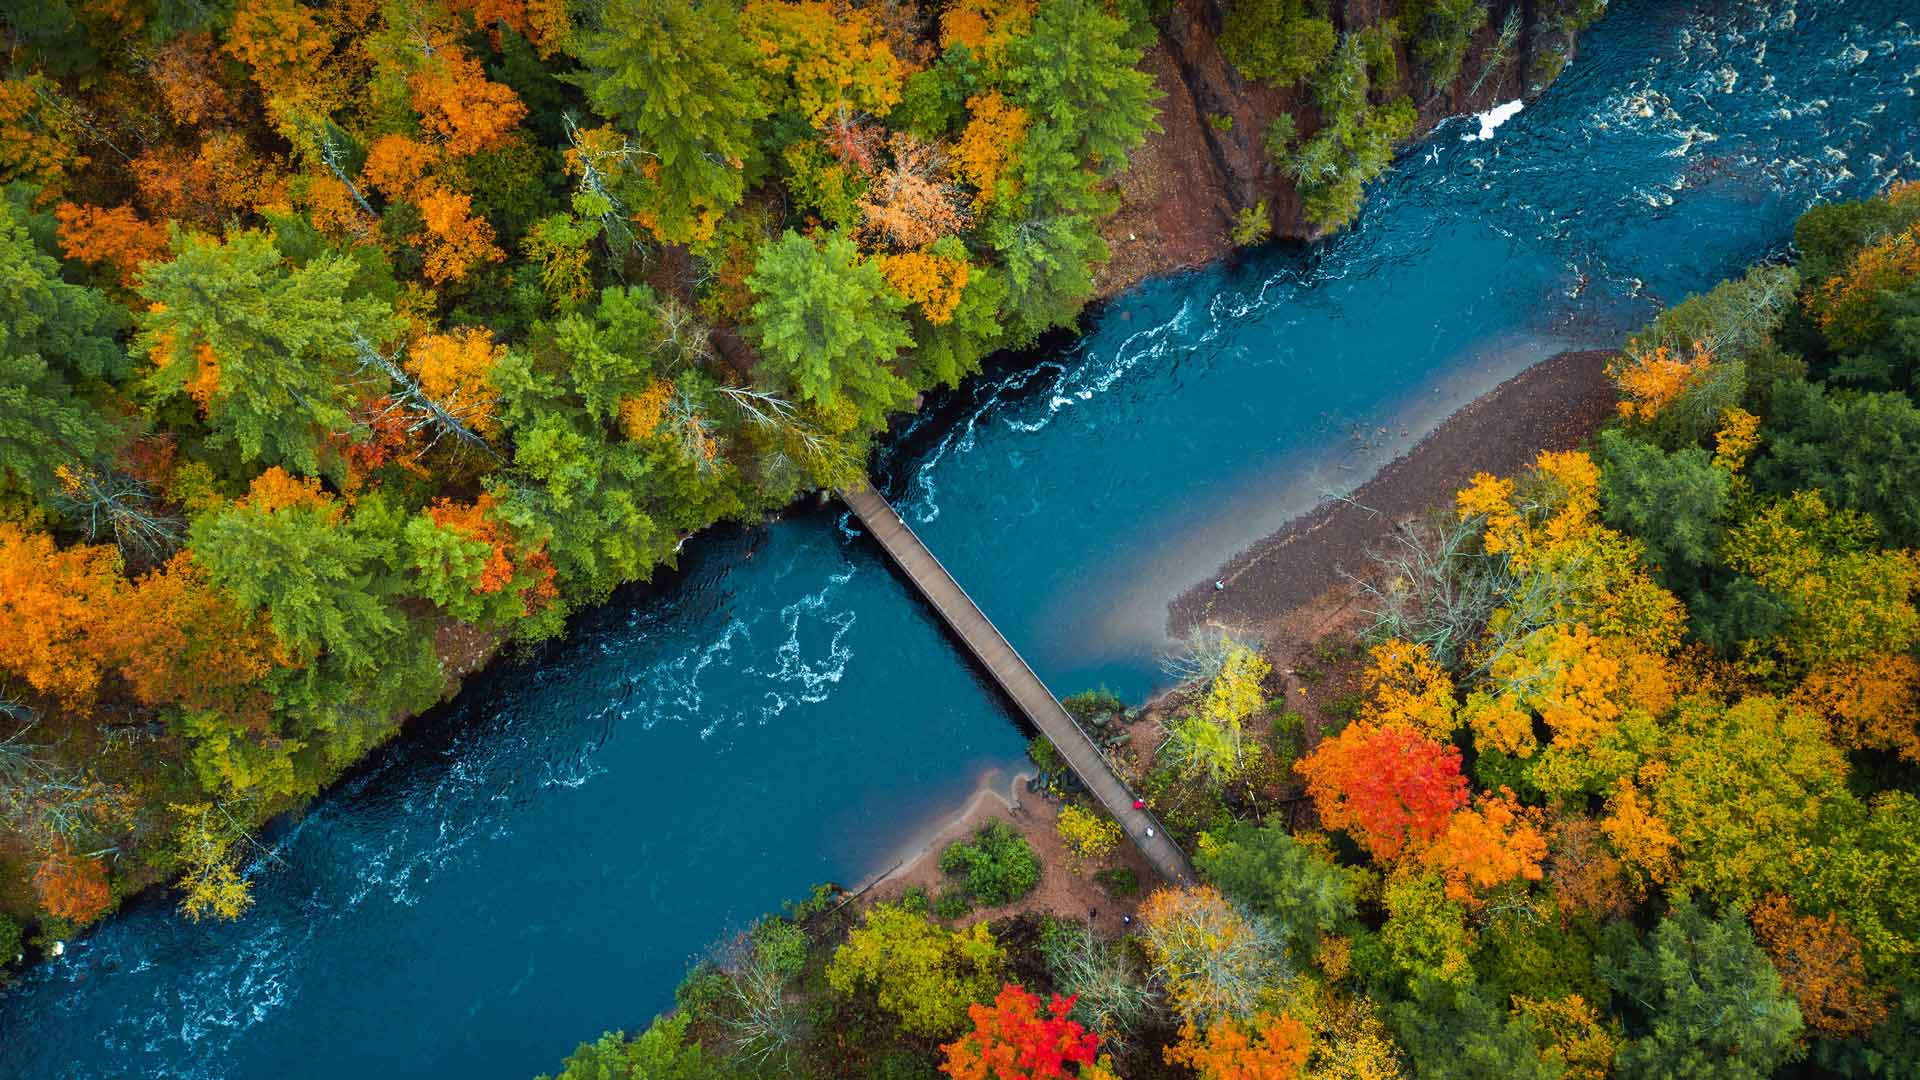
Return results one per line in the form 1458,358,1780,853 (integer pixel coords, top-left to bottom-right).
1098,0,1604,296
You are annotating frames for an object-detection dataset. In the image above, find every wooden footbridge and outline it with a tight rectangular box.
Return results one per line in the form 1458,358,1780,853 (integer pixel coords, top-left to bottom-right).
839,483,1197,886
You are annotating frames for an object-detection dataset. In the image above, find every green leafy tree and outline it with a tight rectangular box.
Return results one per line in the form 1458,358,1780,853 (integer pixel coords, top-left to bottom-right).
1377,870,1474,986
1219,0,1337,88
1645,696,1853,908
1287,27,1418,230
568,0,768,245
1006,0,1160,178
1403,0,1490,90
825,902,1004,1037
1602,899,1803,1080
1798,791,1920,984
745,230,913,431
535,1014,725,1080
1625,263,1800,363
138,231,395,476
188,495,407,676
1596,429,1730,586
0,200,123,494
1388,976,1561,1080
1752,379,1920,547
1195,821,1359,961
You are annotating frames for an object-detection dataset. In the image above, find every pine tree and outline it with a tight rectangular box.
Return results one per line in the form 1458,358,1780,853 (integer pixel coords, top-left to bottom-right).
568,0,768,245
746,230,913,431
137,230,396,475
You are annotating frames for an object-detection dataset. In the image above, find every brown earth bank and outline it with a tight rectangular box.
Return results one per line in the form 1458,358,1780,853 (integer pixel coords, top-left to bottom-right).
855,767,1156,930
1097,0,1591,298
1167,348,1617,645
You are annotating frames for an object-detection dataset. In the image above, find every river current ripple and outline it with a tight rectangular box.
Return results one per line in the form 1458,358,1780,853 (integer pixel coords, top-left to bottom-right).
2,2,1915,1076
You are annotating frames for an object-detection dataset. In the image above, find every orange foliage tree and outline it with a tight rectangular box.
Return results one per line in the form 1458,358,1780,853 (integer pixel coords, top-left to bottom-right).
148,32,235,128
95,552,289,723
443,0,571,56
418,187,505,283
940,983,1110,1080
0,523,124,707
1420,791,1547,904
1807,215,1920,351
861,133,967,249
409,48,528,157
1164,1013,1312,1080
34,840,112,923
940,0,1037,69
1608,341,1715,423
1791,654,1920,762
954,92,1027,208
55,202,171,285
0,76,85,190
1295,722,1467,861
408,327,505,433
223,0,338,119
1750,894,1890,1037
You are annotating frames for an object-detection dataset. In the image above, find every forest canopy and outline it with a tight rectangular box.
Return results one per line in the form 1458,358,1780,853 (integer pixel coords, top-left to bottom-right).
0,0,1159,940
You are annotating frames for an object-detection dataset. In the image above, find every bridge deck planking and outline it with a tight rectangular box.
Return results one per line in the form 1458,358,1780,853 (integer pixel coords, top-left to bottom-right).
839,484,1197,886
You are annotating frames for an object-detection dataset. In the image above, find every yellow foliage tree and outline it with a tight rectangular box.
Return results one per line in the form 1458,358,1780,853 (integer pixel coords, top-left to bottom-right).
742,0,906,124
954,93,1028,208
1607,340,1714,422
1138,885,1280,1025
1055,803,1122,866
1359,639,1455,740
171,802,255,921
881,249,971,325
409,327,505,434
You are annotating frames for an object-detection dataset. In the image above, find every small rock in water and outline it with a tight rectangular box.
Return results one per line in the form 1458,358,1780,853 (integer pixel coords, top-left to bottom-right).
50,940,65,957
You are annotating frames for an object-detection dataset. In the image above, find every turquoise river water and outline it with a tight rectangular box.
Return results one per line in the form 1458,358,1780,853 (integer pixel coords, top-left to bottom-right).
2,1,1916,1075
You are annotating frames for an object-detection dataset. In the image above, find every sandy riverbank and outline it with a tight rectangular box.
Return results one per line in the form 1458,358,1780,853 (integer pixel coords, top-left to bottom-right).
845,349,1618,916
1167,349,1618,645
853,767,1157,930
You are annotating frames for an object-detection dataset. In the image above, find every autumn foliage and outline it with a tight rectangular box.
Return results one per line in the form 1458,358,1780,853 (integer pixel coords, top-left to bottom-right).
33,842,112,924
941,984,1108,1080
1295,722,1467,860
55,203,172,285
0,523,123,707
1608,341,1715,422
1164,1013,1312,1080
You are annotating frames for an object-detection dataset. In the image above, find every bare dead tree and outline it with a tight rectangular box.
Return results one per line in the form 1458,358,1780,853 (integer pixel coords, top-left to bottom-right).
350,335,501,462
50,466,184,567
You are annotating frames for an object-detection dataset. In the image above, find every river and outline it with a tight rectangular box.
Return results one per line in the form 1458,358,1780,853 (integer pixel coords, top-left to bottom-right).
2,1,1914,1075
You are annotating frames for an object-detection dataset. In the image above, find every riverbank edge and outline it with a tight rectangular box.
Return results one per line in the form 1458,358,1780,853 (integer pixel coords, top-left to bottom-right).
1,4,1608,975
1166,348,1618,644
831,348,1619,903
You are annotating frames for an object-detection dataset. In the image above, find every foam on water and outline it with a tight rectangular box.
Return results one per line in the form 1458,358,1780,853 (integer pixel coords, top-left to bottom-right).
3,2,1915,1077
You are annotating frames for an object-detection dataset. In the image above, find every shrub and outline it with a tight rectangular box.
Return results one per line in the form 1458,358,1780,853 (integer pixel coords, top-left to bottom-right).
752,917,809,976
1057,804,1124,865
1062,688,1126,722
939,820,1042,906
934,886,974,921
673,962,731,1022
0,915,19,966
1094,866,1140,898
1232,201,1273,247
1027,735,1066,776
